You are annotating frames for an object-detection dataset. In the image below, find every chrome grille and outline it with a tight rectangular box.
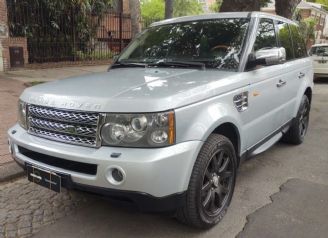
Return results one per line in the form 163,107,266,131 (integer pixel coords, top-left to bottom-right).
27,105,100,147
29,105,99,125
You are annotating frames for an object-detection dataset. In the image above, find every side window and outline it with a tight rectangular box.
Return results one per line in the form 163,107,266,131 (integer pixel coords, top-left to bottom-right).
277,21,294,60
254,18,277,52
290,24,307,58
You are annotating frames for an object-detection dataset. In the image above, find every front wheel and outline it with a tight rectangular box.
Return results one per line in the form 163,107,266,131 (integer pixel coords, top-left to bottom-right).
176,134,237,228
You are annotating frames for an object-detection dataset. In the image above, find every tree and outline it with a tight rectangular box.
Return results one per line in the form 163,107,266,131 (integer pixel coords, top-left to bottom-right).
276,0,302,19
165,0,173,19
209,1,222,12
173,0,203,17
141,0,203,22
299,17,317,46
129,0,141,38
307,0,328,10
220,0,261,12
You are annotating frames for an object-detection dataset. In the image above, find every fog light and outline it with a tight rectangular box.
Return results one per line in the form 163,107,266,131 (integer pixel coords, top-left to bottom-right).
105,166,125,186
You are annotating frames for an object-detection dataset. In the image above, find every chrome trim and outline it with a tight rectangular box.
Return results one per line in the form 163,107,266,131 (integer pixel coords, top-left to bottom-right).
28,105,99,125
29,117,97,137
27,104,101,148
233,91,248,112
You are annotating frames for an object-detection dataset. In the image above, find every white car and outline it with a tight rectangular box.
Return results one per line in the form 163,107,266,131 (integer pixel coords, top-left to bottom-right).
310,44,328,78
8,12,313,228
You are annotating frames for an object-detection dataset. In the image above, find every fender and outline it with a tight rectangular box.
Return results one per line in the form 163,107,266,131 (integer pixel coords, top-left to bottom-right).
175,97,245,155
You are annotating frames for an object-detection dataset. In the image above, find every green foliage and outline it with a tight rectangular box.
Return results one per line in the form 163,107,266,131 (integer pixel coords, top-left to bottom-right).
141,0,203,22
307,0,328,10
75,50,113,60
8,0,114,62
209,1,222,12
173,0,204,17
141,0,165,20
24,81,45,87
209,0,271,12
260,0,272,7
299,17,317,43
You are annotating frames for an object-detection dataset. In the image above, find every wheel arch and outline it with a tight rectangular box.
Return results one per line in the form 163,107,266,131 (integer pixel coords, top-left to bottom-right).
304,87,312,104
211,122,241,165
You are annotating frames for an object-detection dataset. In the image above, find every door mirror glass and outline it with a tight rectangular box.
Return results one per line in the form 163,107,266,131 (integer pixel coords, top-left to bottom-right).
255,47,286,65
248,47,286,68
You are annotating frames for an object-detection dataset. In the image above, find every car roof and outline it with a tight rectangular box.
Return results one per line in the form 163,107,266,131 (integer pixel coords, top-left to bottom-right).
150,11,296,27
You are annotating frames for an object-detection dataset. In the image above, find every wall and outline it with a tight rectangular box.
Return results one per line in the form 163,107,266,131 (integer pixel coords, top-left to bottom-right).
0,0,8,71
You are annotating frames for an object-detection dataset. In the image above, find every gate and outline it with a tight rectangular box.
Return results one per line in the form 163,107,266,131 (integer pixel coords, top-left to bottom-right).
6,0,132,64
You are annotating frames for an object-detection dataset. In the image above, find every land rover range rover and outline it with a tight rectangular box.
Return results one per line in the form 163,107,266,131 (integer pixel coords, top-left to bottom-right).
8,12,313,228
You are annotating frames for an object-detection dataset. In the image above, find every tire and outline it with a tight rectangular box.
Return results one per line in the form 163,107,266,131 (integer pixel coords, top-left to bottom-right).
176,134,237,229
282,95,310,145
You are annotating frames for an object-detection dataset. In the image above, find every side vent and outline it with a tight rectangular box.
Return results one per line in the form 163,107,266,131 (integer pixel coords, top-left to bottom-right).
233,92,249,112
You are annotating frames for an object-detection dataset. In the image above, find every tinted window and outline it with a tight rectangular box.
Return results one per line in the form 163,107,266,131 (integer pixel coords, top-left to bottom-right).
290,24,307,58
118,18,250,71
310,46,328,56
254,18,277,51
277,21,294,60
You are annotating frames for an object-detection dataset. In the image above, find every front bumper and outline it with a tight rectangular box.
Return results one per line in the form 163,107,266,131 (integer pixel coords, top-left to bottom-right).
8,124,203,208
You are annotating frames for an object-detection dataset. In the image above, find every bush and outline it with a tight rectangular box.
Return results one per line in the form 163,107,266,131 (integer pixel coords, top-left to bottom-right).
75,50,114,61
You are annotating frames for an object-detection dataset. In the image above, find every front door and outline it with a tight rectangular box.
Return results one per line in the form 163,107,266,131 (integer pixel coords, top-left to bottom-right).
243,18,286,148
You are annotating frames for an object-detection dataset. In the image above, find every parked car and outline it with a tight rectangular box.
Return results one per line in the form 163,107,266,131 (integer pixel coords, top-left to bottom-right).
309,43,328,79
8,12,313,228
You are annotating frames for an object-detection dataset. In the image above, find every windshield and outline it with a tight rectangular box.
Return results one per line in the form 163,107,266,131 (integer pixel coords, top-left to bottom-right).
117,18,250,71
310,46,328,56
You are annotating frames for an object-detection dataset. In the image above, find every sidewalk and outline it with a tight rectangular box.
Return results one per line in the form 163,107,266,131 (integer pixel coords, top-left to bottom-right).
0,65,108,181
0,76,25,181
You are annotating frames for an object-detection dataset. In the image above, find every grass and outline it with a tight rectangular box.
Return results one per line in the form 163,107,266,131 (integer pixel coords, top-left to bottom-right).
24,81,46,87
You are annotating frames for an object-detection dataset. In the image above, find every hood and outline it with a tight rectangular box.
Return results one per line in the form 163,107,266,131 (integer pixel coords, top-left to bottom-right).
21,67,242,112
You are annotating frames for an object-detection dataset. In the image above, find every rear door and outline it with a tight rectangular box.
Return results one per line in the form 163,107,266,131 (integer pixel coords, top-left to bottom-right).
275,21,310,124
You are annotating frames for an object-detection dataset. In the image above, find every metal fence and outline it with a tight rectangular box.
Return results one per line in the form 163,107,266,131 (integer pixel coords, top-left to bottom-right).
6,0,132,64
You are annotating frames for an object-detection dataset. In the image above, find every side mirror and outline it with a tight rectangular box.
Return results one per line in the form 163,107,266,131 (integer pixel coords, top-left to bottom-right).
248,47,286,69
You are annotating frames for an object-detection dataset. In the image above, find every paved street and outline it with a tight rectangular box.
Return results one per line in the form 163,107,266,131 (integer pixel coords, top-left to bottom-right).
0,73,327,238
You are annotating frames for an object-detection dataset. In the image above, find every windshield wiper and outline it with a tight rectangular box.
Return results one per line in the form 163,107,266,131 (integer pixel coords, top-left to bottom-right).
110,62,147,69
148,60,206,70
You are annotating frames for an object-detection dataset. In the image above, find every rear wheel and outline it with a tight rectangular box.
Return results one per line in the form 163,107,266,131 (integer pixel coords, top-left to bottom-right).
282,95,310,145
176,134,237,228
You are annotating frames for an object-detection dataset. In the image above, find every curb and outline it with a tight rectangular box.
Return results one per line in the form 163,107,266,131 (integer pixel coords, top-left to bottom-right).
0,161,25,182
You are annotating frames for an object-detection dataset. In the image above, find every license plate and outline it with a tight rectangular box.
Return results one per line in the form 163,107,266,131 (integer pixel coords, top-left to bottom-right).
27,165,61,193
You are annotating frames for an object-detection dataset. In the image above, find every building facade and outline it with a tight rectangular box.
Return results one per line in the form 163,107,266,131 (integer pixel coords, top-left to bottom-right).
261,1,328,45
0,0,130,72
298,1,328,44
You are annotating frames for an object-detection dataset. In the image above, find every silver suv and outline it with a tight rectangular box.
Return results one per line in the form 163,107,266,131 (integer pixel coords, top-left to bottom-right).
8,12,313,228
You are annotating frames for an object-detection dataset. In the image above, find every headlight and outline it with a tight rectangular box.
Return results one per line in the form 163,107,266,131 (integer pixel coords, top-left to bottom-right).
18,100,27,129
101,111,175,147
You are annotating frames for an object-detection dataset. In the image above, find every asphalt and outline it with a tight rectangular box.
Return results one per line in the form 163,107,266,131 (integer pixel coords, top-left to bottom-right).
237,179,328,238
30,79,328,238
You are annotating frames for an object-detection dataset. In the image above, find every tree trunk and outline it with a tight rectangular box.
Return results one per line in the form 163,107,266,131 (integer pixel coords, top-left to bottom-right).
220,0,260,12
129,0,141,38
165,0,174,19
276,0,301,19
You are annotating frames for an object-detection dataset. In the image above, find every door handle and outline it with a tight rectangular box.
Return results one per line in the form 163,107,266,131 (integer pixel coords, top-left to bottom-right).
298,72,305,79
276,80,286,88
